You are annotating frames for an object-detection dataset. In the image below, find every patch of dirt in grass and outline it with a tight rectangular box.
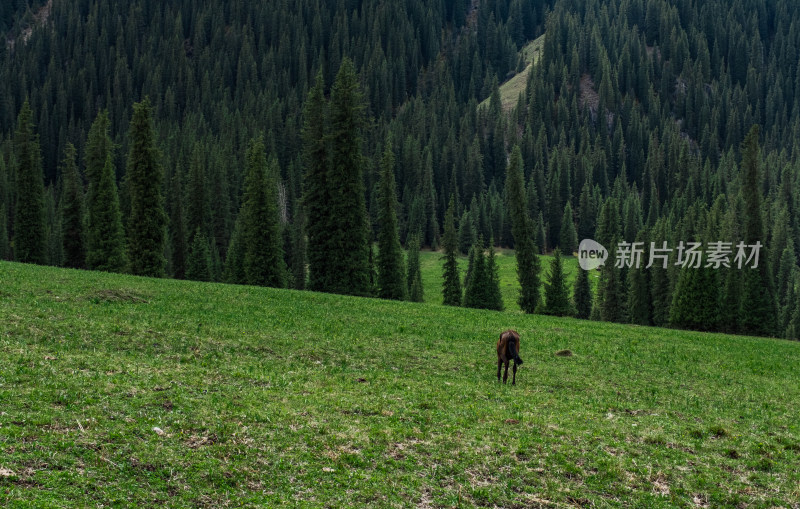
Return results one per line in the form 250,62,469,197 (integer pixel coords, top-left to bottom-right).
88,289,149,304
0,467,17,477
651,474,671,496
555,349,574,357
186,434,217,449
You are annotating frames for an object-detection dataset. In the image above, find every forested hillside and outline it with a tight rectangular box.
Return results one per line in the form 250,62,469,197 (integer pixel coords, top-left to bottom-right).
1,0,799,339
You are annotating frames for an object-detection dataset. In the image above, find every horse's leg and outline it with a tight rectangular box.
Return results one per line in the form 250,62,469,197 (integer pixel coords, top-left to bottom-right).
512,361,517,385
497,358,502,382
503,360,509,384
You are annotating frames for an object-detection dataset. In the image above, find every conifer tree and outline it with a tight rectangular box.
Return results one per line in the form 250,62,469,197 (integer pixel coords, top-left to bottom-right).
486,240,504,311
13,100,46,264
0,209,7,260
627,229,652,325
458,210,476,255
543,248,574,316
326,58,371,296
290,206,307,290
86,154,127,272
463,239,488,309
302,71,331,292
186,146,209,243
0,157,8,260
463,241,477,292
505,146,541,313
60,143,86,269
442,195,462,306
376,140,406,300
238,139,287,288
406,233,424,302
573,264,593,319
186,228,212,282
45,185,62,266
738,126,777,336
559,201,578,254
168,172,187,279
126,98,167,277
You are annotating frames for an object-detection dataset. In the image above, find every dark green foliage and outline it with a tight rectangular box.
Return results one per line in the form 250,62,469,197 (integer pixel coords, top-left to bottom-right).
463,236,502,311
13,100,46,264
442,196,462,306
186,229,212,282
290,206,307,290
376,140,406,300
126,99,167,278
486,241,504,311
60,143,85,269
302,72,331,292
406,234,423,302
45,185,62,267
627,229,651,325
573,265,593,319
325,58,371,296
505,146,541,314
168,172,187,279
595,198,624,322
86,154,127,272
238,139,287,288
186,146,209,243
458,211,476,255
559,202,578,254
543,248,573,316
0,157,8,260
737,126,777,336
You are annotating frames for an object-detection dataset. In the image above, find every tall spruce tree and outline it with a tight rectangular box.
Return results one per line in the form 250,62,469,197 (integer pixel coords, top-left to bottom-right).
738,126,777,336
302,71,331,292
463,239,488,309
442,195,462,306
0,156,8,260
168,172,187,279
186,228,212,282
86,154,127,272
13,100,46,264
238,139,287,288
486,240,504,311
505,145,541,313
376,139,406,300
573,264,593,319
126,99,167,277
60,143,86,269
559,201,578,254
543,248,574,316
407,233,424,302
627,229,652,325
325,58,371,295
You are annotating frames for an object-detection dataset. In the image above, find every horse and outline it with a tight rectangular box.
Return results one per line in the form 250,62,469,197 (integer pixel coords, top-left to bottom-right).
497,329,524,384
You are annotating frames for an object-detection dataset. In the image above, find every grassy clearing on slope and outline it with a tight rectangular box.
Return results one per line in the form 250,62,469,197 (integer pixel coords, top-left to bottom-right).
479,35,545,112
1,261,799,507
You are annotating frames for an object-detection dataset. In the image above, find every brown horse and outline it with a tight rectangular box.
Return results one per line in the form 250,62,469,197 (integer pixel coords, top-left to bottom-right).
497,329,524,384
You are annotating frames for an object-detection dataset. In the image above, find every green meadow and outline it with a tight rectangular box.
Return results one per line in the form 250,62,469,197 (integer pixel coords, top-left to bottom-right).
1,260,799,507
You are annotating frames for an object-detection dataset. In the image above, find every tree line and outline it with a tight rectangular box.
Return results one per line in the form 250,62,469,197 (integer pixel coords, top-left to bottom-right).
1,0,799,339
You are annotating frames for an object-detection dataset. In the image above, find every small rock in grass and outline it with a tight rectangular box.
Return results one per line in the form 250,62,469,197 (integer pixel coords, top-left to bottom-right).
153,427,165,436
0,467,16,477
356,378,367,383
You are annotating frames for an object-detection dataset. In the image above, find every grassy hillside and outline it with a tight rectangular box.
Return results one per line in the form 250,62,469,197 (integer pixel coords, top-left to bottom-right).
1,261,799,507
479,35,545,112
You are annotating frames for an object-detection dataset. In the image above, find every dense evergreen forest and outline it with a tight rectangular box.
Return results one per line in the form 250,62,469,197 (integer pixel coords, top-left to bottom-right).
1,0,799,339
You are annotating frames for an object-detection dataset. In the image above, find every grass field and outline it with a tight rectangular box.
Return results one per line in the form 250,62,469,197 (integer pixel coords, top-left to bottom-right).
479,35,545,112
2,260,800,507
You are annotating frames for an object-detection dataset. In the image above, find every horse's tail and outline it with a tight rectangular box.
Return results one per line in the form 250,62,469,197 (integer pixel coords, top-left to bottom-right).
507,337,523,365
